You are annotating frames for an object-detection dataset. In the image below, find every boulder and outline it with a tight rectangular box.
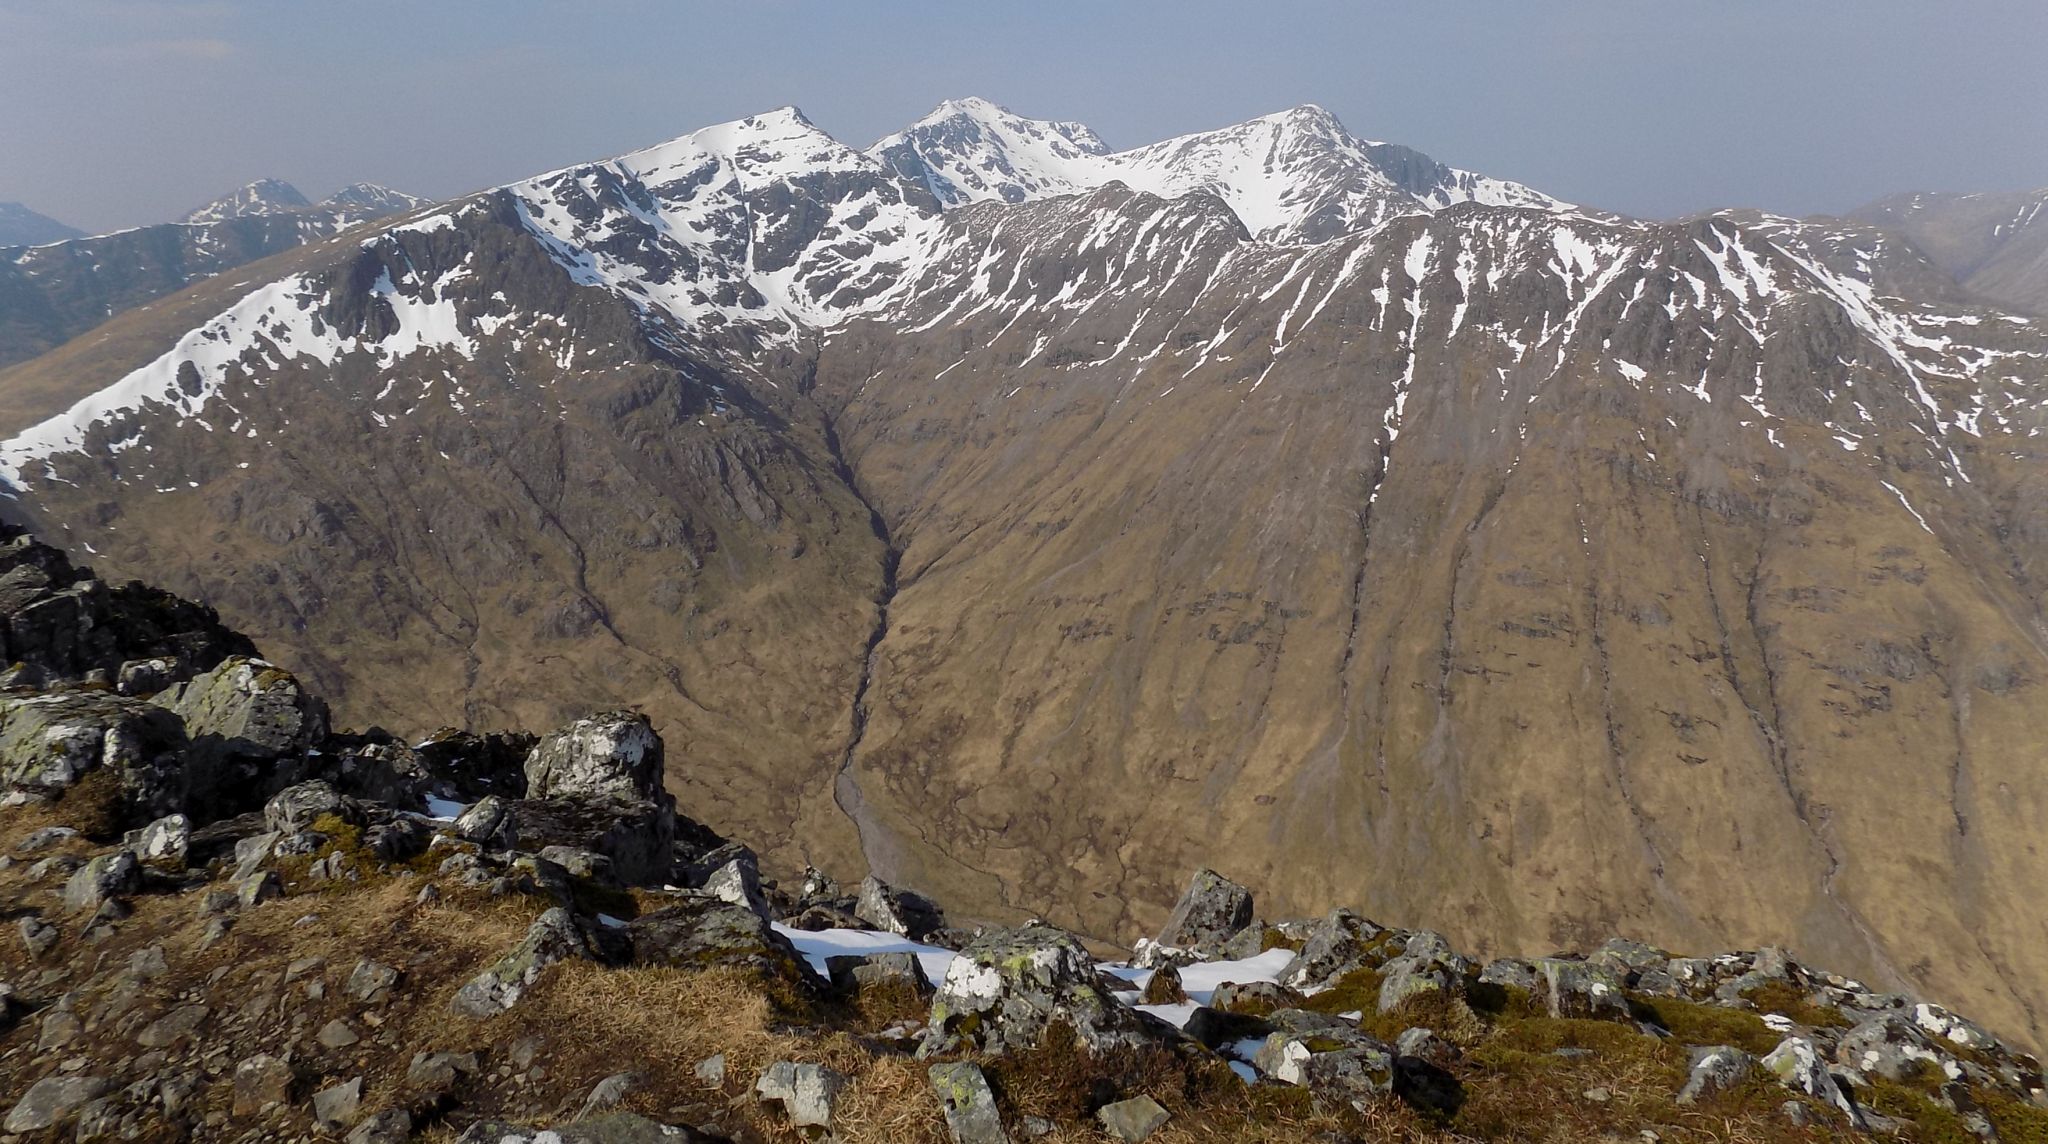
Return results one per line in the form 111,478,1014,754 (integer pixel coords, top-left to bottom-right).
1677,1045,1758,1105
62,849,140,911
451,907,607,1017
1096,1095,1170,1142
929,1061,1009,1144
921,925,1172,1057
755,1060,845,1135
1255,1029,1396,1108
1477,957,1539,991
1183,1006,1275,1051
1278,908,1387,991
703,853,770,919
1590,937,1670,983
826,951,934,998
1210,980,1301,1014
856,874,946,940
1912,1002,2000,1053
1534,958,1629,1021
236,869,283,908
505,795,675,887
523,711,664,802
3,1074,111,1133
1376,938,1471,1014
0,690,185,815
1154,868,1254,951
347,959,401,1003
18,915,57,958
155,657,326,817
629,897,817,983
453,795,517,848
263,779,355,834
115,657,179,696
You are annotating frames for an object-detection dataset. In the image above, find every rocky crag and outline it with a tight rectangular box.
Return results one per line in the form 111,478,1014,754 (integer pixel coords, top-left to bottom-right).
2,534,2046,1143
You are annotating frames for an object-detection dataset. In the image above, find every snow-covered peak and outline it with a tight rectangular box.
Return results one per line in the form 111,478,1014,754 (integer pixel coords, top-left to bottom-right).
181,178,311,224
869,98,1565,244
322,183,429,214
871,97,1115,207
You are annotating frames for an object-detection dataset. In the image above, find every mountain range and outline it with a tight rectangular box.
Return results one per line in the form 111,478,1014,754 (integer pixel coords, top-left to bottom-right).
0,97,2045,1053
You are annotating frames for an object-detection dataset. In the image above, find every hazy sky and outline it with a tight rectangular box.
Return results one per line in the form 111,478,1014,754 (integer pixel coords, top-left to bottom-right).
3,0,2045,234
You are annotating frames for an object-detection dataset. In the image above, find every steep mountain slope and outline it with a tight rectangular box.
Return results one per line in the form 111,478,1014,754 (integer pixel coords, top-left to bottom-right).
0,202,83,247
1852,187,2048,316
3,100,2046,1053
0,185,433,369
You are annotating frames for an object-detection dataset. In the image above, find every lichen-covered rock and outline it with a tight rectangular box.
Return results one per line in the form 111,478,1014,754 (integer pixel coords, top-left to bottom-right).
1375,934,1472,1013
856,874,945,940
62,849,139,912
1763,1036,1860,1124
155,656,327,816
1278,908,1387,991
0,690,185,816
1209,980,1301,1014
702,853,770,919
929,1061,1009,1144
263,779,354,834
1590,937,1670,982
1154,868,1254,951
453,794,516,848
231,1054,292,1117
130,812,190,867
523,711,664,802
311,1076,362,1132
1477,957,1539,991
451,907,606,1017
920,925,1171,1057
505,794,675,887
1534,958,1628,1021
826,951,934,997
1677,1045,1757,1105
1255,1028,1396,1108
1834,1013,1948,1082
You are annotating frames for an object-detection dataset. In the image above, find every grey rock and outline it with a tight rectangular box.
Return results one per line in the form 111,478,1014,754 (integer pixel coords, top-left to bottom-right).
232,831,279,879
1377,948,1463,1014
1139,962,1188,1005
1762,1036,1860,1124
826,950,935,997
312,1076,363,1131
856,874,946,940
155,656,327,801
1257,1030,1396,1109
407,1050,480,1089
1096,1095,1170,1142
455,795,517,848
453,907,605,1017
629,897,815,982
1477,957,1539,991
702,854,770,919
1676,1045,1757,1105
236,868,283,908
1535,958,1629,1021
232,1053,293,1116
18,914,58,957
524,711,664,802
920,925,1171,1056
930,1061,1009,1144
317,1017,360,1048
453,1112,719,1142
1396,1026,1456,1067
347,959,401,1003
263,778,351,835
116,656,180,696
694,1054,726,1087
1277,908,1387,991
62,849,140,912
16,825,77,851
346,1108,413,1144
3,1074,111,1132
755,1060,846,1133
1210,979,1300,1013
131,812,190,867
579,1071,637,1118
0,691,183,808
1154,868,1254,950
1591,937,1670,980
136,1003,209,1048
38,1008,82,1050
127,943,168,979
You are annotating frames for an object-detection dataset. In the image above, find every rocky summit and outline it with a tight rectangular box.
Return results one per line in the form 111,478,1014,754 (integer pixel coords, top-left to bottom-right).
3,534,2048,1143
1,92,2046,1122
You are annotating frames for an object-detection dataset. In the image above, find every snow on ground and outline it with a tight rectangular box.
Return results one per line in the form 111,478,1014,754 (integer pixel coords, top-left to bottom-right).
772,923,957,986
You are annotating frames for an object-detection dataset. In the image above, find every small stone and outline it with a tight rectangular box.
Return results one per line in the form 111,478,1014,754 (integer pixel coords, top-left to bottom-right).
406,1050,479,1089
18,915,58,958
346,1108,412,1144
127,944,169,979
132,813,191,868
755,1060,846,1132
1097,1095,1171,1142
694,1054,727,1087
1583,1087,1611,1103
62,851,140,912
312,1076,363,1131
346,959,401,1004
317,1018,360,1048
135,1004,209,1048
578,1072,636,1118
1676,1045,1756,1105
237,869,283,908
232,1054,292,1117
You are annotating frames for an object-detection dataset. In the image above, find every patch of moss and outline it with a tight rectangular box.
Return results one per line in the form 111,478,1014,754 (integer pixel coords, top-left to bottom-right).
1298,967,1384,1016
1633,994,1781,1055
1258,926,1303,953
1865,1079,1980,1144
1982,1089,2048,1144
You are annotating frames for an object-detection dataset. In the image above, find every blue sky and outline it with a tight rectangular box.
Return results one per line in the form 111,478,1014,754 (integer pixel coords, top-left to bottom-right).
3,0,2045,232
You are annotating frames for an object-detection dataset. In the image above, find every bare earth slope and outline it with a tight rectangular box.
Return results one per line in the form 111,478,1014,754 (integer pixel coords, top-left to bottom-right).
3,100,2047,1049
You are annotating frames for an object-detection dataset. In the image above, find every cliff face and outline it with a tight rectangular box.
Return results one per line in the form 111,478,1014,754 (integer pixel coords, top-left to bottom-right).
1,107,2045,1052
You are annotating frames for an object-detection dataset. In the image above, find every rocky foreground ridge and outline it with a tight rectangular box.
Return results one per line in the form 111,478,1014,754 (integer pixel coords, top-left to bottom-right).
1,529,2045,1144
